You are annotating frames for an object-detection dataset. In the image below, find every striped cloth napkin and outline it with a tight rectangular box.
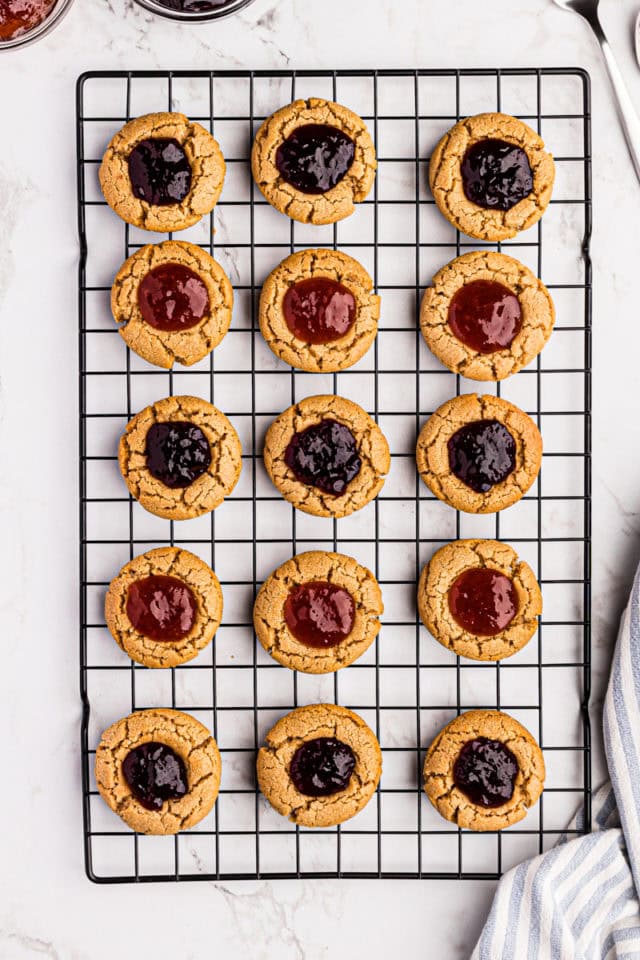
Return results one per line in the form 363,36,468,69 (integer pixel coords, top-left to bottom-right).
471,564,640,959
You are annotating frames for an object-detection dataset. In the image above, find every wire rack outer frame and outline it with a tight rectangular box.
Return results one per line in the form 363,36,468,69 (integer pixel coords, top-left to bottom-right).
77,67,592,883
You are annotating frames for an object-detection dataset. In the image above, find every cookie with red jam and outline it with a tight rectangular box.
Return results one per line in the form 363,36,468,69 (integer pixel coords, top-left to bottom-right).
254,551,383,673
111,240,233,369
259,248,380,372
418,539,542,661
105,546,223,668
420,251,555,381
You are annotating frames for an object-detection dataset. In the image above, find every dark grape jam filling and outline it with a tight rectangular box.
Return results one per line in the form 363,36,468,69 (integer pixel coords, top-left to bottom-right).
152,0,238,9
145,421,211,489
122,742,188,811
138,263,209,332
453,737,518,808
448,280,522,353
284,581,355,648
275,124,355,195
126,574,197,641
284,419,361,496
128,138,192,206
461,139,533,212
447,420,516,494
448,568,518,636
289,737,356,796
283,277,356,344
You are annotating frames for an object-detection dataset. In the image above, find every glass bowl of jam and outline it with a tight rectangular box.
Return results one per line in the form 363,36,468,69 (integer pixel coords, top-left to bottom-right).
0,0,75,49
132,0,256,22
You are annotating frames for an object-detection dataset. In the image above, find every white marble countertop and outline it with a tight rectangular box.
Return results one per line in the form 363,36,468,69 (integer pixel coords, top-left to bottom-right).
2,0,640,956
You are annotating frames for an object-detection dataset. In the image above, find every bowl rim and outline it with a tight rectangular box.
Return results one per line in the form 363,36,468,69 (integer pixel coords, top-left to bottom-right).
0,0,76,51
131,0,257,22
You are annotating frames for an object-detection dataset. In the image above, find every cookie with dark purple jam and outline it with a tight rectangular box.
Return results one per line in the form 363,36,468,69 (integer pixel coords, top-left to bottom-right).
423,709,545,831
251,98,376,225
257,703,382,827
100,112,226,232
264,394,390,518
416,393,542,515
429,112,555,241
95,708,222,834
118,394,241,520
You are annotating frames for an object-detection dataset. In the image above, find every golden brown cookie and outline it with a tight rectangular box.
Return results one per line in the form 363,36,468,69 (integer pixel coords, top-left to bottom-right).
259,248,380,372
254,551,383,674
416,394,542,514
111,241,233,369
418,539,542,661
99,112,226,232
420,251,555,381
118,395,242,520
257,703,382,828
105,547,223,668
263,394,390,518
423,709,545,831
251,98,376,225
95,708,221,835
429,112,555,241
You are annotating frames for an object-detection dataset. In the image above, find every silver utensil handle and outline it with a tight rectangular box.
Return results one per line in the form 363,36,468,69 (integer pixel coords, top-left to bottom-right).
588,10,640,183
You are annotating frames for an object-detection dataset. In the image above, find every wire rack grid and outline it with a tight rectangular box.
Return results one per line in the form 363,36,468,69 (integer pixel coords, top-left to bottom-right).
77,67,592,883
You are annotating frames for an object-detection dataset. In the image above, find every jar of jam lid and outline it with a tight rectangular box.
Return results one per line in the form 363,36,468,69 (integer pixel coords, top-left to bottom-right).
131,0,257,22
0,0,75,50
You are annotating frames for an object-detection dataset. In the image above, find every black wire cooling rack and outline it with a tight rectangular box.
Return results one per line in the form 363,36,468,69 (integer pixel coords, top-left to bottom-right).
77,67,592,882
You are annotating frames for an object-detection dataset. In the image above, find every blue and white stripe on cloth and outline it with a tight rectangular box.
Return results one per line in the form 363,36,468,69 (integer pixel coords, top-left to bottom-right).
471,563,640,960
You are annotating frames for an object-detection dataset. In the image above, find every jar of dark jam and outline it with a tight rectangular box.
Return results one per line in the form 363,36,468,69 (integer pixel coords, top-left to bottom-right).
0,0,75,50
132,0,256,22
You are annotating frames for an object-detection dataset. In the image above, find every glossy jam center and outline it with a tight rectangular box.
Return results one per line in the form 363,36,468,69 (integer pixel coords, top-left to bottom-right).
289,737,356,796
145,421,211,489
284,419,361,496
128,138,192,206
275,124,355,195
447,419,516,494
448,280,522,353
126,574,197,641
284,581,355,648
453,737,518,808
138,263,210,332
448,568,518,636
0,0,56,40
461,139,533,211
283,277,356,344
122,742,188,811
